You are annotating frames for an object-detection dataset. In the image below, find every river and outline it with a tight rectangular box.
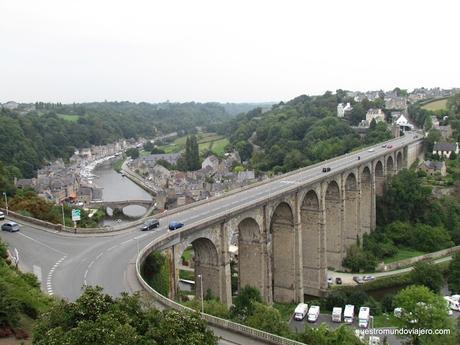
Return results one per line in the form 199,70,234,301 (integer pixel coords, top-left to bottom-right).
92,160,152,224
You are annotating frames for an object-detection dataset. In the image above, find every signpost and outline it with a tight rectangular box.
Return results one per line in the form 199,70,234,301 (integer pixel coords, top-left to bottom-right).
71,209,81,233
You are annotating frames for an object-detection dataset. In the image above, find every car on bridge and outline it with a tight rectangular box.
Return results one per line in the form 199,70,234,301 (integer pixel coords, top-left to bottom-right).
168,221,184,230
140,219,160,231
1,221,20,232
322,167,331,172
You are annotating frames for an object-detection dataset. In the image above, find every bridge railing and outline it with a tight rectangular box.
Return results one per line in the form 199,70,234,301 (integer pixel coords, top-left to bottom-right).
136,233,306,345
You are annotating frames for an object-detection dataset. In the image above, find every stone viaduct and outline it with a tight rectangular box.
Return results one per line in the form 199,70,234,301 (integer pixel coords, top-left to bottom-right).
155,140,423,306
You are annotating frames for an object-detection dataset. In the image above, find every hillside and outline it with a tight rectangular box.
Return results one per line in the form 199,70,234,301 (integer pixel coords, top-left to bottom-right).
212,92,391,173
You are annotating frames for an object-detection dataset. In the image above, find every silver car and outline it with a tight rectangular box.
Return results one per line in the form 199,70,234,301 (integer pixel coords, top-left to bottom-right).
1,221,20,232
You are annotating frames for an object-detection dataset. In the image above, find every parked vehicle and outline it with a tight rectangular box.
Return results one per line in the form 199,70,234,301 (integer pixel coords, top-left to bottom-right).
353,276,363,284
332,307,342,323
1,221,20,232
450,294,460,302
168,221,184,230
293,303,309,321
344,304,355,324
327,277,333,285
393,307,403,318
140,219,160,231
307,305,320,323
363,275,375,281
335,277,342,285
444,296,460,311
369,336,381,345
0,211,4,220
358,307,370,328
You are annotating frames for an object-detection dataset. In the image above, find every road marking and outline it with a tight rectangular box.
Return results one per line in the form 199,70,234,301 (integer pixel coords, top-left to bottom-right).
17,232,67,255
46,255,67,296
33,265,42,283
107,245,118,251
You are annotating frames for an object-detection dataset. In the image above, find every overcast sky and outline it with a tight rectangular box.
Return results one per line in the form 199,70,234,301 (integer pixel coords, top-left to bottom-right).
1,0,459,104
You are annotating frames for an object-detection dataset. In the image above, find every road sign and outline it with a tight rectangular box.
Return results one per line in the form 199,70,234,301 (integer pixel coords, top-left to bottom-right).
71,209,81,221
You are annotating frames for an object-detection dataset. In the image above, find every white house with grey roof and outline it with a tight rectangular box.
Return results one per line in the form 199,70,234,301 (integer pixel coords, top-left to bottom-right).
433,142,459,158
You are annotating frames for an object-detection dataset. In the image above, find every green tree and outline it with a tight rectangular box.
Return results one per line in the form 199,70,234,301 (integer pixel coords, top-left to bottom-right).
447,252,460,294
410,261,444,292
125,148,140,159
230,285,262,321
342,244,377,272
393,285,455,345
185,135,200,171
245,302,289,336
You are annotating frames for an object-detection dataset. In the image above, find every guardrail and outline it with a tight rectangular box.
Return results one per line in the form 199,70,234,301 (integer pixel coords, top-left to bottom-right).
136,233,306,345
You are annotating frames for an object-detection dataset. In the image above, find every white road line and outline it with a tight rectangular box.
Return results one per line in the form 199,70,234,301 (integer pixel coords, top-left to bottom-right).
17,232,67,255
107,245,118,251
96,252,103,260
46,255,67,296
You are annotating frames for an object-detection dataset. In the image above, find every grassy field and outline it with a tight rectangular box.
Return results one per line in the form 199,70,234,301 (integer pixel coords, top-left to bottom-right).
383,248,426,264
158,132,229,156
57,114,80,122
421,98,448,111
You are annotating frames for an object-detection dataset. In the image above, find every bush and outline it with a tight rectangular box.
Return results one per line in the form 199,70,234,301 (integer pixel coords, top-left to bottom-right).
342,244,377,272
141,251,170,296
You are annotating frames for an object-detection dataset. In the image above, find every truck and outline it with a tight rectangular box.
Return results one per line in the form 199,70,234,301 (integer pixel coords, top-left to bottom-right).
293,303,309,321
307,305,320,323
344,304,355,324
332,307,342,323
358,307,370,328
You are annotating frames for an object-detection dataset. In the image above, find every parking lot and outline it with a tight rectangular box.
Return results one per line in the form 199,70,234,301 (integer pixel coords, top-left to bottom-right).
289,311,460,345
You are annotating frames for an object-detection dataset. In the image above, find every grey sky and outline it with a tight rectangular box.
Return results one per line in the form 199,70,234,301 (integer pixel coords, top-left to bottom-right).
1,0,459,103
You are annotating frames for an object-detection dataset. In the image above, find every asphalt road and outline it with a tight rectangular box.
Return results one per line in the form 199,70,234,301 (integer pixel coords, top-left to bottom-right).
0,134,420,344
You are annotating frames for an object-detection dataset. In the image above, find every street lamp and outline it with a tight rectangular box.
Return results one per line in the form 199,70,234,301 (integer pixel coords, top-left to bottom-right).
197,274,204,314
61,203,65,227
3,192,8,216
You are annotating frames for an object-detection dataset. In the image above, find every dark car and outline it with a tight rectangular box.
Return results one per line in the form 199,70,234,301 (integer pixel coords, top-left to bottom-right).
1,221,20,232
140,219,160,231
322,167,331,173
169,221,184,230
335,277,342,285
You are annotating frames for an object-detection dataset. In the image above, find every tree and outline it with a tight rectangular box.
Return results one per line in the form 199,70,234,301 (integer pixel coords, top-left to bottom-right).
245,302,289,336
185,135,200,171
125,148,139,159
143,141,155,152
230,285,262,321
393,285,455,345
410,261,444,292
342,244,377,272
33,286,218,345
448,252,460,294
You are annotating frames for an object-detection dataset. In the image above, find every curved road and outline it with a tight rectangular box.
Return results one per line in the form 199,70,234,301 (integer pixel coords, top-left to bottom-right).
0,134,420,342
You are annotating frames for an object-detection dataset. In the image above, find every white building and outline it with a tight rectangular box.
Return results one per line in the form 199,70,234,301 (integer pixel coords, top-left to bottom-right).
433,142,459,158
337,102,352,118
366,108,385,124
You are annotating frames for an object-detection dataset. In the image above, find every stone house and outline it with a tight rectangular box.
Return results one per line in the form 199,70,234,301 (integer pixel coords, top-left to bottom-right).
432,142,459,158
418,160,447,176
366,108,385,124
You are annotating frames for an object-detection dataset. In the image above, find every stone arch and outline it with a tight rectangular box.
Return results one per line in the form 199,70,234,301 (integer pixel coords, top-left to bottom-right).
270,202,295,303
344,173,359,252
300,190,322,295
325,180,342,269
396,151,403,171
360,167,372,235
375,160,384,196
386,156,394,176
238,217,264,294
191,237,220,300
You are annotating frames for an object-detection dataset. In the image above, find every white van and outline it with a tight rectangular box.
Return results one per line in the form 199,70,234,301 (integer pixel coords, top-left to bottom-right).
293,303,309,321
358,307,370,328
307,305,320,322
444,296,460,311
344,304,355,324
332,307,342,323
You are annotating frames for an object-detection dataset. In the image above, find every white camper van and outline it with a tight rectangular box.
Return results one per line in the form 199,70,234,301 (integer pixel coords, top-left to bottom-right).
358,307,370,328
307,305,320,323
344,304,355,324
332,307,342,323
293,303,309,321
